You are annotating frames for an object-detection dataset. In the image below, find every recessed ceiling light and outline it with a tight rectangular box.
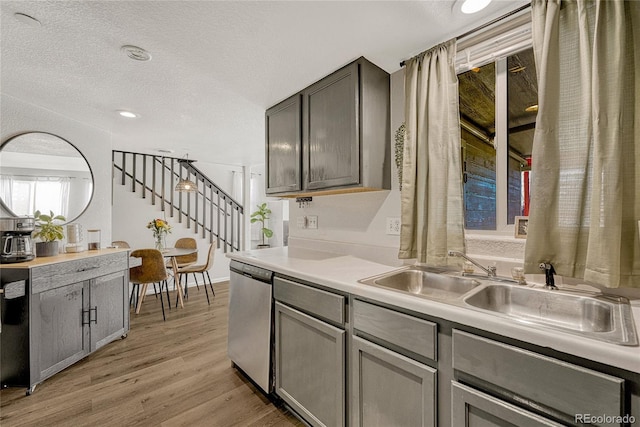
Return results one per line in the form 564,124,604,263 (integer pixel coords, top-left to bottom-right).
121,45,152,62
157,149,175,154
458,0,492,14
14,12,41,27
117,110,139,118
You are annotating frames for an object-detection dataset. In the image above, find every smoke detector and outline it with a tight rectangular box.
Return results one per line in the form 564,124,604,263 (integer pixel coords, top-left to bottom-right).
121,45,151,62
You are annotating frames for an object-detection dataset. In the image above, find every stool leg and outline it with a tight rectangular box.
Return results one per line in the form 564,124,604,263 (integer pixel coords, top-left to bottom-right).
192,273,200,295
135,283,149,314
202,275,210,305
159,282,166,321
164,279,172,310
206,271,215,296
129,284,138,307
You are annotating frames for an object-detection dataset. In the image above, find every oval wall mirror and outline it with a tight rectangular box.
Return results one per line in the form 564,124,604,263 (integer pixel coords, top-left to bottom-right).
0,132,94,223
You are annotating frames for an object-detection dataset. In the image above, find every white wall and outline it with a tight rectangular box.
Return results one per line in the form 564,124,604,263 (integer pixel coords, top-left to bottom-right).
1,94,112,249
287,69,406,267
248,163,288,249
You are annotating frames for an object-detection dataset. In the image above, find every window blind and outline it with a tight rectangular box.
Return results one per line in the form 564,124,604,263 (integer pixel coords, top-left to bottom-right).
455,11,532,73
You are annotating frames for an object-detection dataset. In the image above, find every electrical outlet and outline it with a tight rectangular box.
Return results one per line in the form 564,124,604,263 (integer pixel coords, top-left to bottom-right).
297,216,307,229
386,217,401,235
307,215,318,229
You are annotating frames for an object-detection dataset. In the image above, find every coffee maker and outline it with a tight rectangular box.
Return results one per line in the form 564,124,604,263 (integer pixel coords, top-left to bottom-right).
0,217,35,263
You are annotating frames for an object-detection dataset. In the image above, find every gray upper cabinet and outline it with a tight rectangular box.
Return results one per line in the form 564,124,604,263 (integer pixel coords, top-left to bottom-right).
265,57,390,195
266,94,302,194
303,62,359,190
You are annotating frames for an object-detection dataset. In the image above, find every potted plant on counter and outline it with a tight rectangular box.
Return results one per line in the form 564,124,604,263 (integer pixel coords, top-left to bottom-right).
33,210,66,257
250,203,273,249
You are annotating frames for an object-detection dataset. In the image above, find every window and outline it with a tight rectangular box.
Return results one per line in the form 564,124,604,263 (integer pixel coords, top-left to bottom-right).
0,175,71,217
456,12,536,232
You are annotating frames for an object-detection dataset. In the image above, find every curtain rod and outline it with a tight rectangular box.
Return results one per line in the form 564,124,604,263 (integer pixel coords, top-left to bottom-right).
399,3,531,68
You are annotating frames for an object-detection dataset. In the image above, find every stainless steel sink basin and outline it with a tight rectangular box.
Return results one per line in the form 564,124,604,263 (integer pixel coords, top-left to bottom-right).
464,284,638,345
358,266,480,300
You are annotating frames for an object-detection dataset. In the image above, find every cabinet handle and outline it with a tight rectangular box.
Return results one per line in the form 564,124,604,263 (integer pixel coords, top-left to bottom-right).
82,309,91,326
90,306,98,324
77,266,99,272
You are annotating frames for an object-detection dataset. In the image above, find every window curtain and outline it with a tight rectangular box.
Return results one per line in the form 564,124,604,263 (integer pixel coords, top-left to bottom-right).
524,0,640,287
399,39,465,265
0,175,13,210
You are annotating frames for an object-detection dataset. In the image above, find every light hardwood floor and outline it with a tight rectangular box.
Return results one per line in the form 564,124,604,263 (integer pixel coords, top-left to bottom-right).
0,281,304,427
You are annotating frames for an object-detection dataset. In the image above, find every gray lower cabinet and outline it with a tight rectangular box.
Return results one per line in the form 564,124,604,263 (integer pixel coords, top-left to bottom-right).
35,270,128,380
351,299,437,426
451,382,563,427
35,280,89,381
452,330,626,426
89,271,128,350
265,274,638,427
1,251,130,394
351,335,437,427
274,301,345,427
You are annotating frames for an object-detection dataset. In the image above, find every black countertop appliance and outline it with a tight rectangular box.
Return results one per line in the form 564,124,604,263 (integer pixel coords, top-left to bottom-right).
0,217,35,263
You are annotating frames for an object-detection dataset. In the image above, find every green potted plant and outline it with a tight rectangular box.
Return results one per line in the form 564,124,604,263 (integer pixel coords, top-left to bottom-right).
250,203,273,249
33,210,66,257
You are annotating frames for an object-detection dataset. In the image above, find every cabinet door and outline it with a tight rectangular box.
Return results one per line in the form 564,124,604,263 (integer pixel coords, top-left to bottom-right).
351,336,437,427
275,301,345,427
303,62,359,190
33,281,89,381
90,271,128,351
451,382,563,427
266,94,302,194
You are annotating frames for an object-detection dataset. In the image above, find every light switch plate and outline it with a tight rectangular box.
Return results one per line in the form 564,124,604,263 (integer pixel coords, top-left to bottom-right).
386,217,401,235
297,216,307,229
307,215,318,229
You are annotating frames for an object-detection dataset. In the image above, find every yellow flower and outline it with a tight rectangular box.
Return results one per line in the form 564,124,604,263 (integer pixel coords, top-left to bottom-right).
147,218,172,236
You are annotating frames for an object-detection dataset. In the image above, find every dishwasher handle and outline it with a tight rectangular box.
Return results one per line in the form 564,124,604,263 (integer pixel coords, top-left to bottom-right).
230,260,273,284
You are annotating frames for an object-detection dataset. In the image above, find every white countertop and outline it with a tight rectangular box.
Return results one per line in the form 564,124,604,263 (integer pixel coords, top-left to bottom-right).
228,246,640,374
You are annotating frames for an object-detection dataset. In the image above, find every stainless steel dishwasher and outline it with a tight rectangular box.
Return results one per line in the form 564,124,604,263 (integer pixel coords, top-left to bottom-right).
227,260,274,394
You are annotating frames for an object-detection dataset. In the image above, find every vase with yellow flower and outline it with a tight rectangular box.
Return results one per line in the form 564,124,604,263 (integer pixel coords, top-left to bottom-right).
147,218,172,251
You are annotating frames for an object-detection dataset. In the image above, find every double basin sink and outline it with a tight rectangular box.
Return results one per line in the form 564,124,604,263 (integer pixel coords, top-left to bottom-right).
358,265,638,346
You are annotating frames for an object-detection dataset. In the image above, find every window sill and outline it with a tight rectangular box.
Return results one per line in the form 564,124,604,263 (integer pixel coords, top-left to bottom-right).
465,233,526,261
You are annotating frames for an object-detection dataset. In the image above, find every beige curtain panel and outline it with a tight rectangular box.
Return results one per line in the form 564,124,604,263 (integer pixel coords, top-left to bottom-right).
524,0,640,287
399,39,465,265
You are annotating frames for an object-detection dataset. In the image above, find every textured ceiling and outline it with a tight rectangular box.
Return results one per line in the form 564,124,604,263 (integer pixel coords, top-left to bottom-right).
1,0,529,167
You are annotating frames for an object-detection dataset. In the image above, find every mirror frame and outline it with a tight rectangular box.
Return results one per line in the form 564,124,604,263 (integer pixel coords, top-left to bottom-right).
0,131,95,224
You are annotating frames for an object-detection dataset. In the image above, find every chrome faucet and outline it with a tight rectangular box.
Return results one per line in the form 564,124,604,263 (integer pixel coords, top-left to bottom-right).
539,262,558,290
448,250,497,277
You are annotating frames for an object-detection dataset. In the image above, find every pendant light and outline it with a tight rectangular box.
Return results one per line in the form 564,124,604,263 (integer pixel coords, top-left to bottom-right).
175,155,197,193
